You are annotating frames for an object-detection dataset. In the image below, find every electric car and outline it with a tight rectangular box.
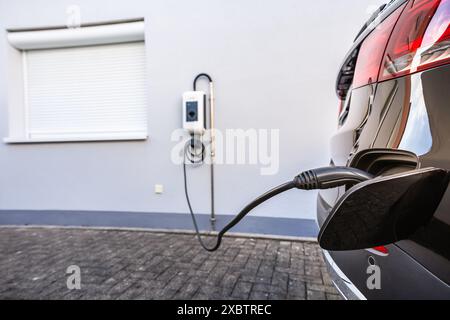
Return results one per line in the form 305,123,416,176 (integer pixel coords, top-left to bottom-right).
318,0,450,299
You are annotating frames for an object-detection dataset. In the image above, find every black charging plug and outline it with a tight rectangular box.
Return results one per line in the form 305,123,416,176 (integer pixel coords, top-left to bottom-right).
294,167,373,190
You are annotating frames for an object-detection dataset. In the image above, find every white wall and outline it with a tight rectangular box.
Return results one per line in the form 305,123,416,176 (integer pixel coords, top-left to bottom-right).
0,0,386,220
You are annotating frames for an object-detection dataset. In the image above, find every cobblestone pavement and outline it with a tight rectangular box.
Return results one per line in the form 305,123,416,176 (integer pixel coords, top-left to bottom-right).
0,227,341,300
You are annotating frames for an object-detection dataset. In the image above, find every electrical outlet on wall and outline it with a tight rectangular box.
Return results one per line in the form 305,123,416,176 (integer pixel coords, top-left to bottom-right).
154,184,164,195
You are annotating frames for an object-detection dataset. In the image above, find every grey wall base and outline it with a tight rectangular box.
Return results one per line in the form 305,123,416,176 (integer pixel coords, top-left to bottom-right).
0,210,319,238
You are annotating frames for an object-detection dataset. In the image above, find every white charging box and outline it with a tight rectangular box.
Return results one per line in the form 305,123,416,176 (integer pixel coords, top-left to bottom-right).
182,91,206,135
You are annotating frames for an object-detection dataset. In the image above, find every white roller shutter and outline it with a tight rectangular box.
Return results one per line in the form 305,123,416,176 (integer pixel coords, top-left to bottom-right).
24,42,147,140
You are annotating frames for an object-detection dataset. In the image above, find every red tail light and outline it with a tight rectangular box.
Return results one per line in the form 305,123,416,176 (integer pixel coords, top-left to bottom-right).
372,246,389,255
352,4,406,89
353,0,450,89
366,246,390,256
380,0,449,81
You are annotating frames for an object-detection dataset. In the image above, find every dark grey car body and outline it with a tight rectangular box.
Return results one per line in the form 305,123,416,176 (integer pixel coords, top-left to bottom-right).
317,0,450,299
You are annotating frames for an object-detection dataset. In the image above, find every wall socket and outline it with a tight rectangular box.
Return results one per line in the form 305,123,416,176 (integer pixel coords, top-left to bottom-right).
154,184,164,194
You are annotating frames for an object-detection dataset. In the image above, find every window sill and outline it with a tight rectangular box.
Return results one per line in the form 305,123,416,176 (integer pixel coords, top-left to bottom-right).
4,134,148,144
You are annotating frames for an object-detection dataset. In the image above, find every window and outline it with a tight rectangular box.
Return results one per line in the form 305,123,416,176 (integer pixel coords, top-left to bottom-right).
5,21,148,143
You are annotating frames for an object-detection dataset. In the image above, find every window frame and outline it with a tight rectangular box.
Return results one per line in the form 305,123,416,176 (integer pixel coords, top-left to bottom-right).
4,19,148,144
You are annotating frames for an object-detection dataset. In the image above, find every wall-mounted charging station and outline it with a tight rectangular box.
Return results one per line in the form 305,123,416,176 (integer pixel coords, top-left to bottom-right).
182,91,206,136
182,73,217,232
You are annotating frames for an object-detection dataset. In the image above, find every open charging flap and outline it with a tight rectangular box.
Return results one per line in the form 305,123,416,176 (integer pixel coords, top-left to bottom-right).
318,167,450,251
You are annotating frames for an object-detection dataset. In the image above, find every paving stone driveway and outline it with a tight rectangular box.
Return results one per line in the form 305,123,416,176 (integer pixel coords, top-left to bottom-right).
0,227,341,300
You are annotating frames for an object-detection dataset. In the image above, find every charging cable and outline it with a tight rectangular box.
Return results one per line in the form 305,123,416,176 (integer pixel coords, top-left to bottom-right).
185,135,205,164
183,160,373,252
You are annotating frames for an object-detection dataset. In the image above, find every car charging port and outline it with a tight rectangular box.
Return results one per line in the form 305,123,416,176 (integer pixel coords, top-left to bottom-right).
348,148,419,178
